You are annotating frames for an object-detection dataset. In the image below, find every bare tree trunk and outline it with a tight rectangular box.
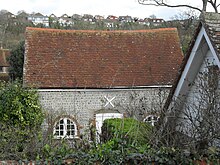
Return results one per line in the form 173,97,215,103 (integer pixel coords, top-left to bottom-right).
202,0,208,11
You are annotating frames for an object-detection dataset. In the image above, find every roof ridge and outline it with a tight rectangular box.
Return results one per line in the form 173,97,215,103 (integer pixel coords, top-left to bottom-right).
26,27,177,33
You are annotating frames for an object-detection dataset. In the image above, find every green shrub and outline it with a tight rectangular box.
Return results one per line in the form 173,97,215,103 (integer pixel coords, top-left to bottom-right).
0,80,44,128
8,41,25,80
0,80,44,160
102,118,152,146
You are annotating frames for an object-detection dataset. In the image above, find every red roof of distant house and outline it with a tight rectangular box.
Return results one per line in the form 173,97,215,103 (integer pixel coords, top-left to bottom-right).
23,27,183,88
0,49,10,67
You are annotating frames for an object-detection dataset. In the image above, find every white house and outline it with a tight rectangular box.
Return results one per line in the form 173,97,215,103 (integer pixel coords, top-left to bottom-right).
58,14,74,26
28,13,49,27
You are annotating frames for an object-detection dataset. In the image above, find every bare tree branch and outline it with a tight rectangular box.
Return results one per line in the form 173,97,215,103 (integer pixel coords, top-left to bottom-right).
138,0,202,12
138,0,220,13
208,0,219,12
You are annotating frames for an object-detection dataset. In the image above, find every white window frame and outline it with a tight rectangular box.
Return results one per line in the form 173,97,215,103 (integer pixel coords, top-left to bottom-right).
53,118,77,139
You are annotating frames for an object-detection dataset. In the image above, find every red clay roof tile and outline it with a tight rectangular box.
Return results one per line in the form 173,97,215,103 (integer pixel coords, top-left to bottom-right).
23,27,183,88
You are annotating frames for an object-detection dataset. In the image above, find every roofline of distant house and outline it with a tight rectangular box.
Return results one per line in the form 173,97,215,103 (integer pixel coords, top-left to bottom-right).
35,85,172,92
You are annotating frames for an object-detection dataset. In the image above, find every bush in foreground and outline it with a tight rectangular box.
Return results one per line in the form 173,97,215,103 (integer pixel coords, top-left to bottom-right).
0,80,44,160
101,118,152,146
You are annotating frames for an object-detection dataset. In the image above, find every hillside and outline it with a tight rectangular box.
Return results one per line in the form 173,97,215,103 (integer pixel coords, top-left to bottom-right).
0,10,198,54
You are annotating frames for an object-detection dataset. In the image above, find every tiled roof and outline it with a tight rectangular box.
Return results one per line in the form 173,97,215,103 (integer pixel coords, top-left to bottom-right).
202,12,220,60
23,27,183,88
0,49,10,67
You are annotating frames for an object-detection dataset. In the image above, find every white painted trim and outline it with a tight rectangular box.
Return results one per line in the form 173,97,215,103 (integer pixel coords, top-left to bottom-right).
203,27,220,68
173,27,205,99
172,26,220,102
53,117,77,139
37,85,172,92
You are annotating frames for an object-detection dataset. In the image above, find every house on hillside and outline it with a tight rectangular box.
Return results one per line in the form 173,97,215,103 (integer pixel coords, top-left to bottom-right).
0,48,10,81
0,11,15,20
106,15,118,20
58,14,74,27
23,28,183,139
146,18,165,27
137,19,150,26
118,15,133,23
163,12,220,147
72,14,82,21
16,11,30,23
82,14,94,23
105,15,119,29
28,13,49,27
49,14,58,23
94,15,105,21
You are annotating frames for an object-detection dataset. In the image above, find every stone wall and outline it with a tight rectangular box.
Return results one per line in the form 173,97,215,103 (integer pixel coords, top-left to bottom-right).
39,87,170,136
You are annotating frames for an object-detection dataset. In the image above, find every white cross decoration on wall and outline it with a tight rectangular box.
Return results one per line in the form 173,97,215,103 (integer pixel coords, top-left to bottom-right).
104,96,116,108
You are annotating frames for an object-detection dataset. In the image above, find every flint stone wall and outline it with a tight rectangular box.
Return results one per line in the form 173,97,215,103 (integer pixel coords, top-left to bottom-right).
39,88,169,135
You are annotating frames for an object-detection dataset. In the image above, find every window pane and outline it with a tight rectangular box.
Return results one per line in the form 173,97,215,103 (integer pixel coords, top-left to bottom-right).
67,119,70,124
60,119,64,124
60,125,64,129
153,116,158,121
60,131,64,136
70,125,75,129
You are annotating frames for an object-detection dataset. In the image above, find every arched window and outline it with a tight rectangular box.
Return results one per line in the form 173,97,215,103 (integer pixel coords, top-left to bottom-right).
53,118,77,139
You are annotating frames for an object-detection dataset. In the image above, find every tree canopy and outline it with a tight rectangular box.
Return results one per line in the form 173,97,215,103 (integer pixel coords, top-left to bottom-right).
0,81,44,159
7,40,25,80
